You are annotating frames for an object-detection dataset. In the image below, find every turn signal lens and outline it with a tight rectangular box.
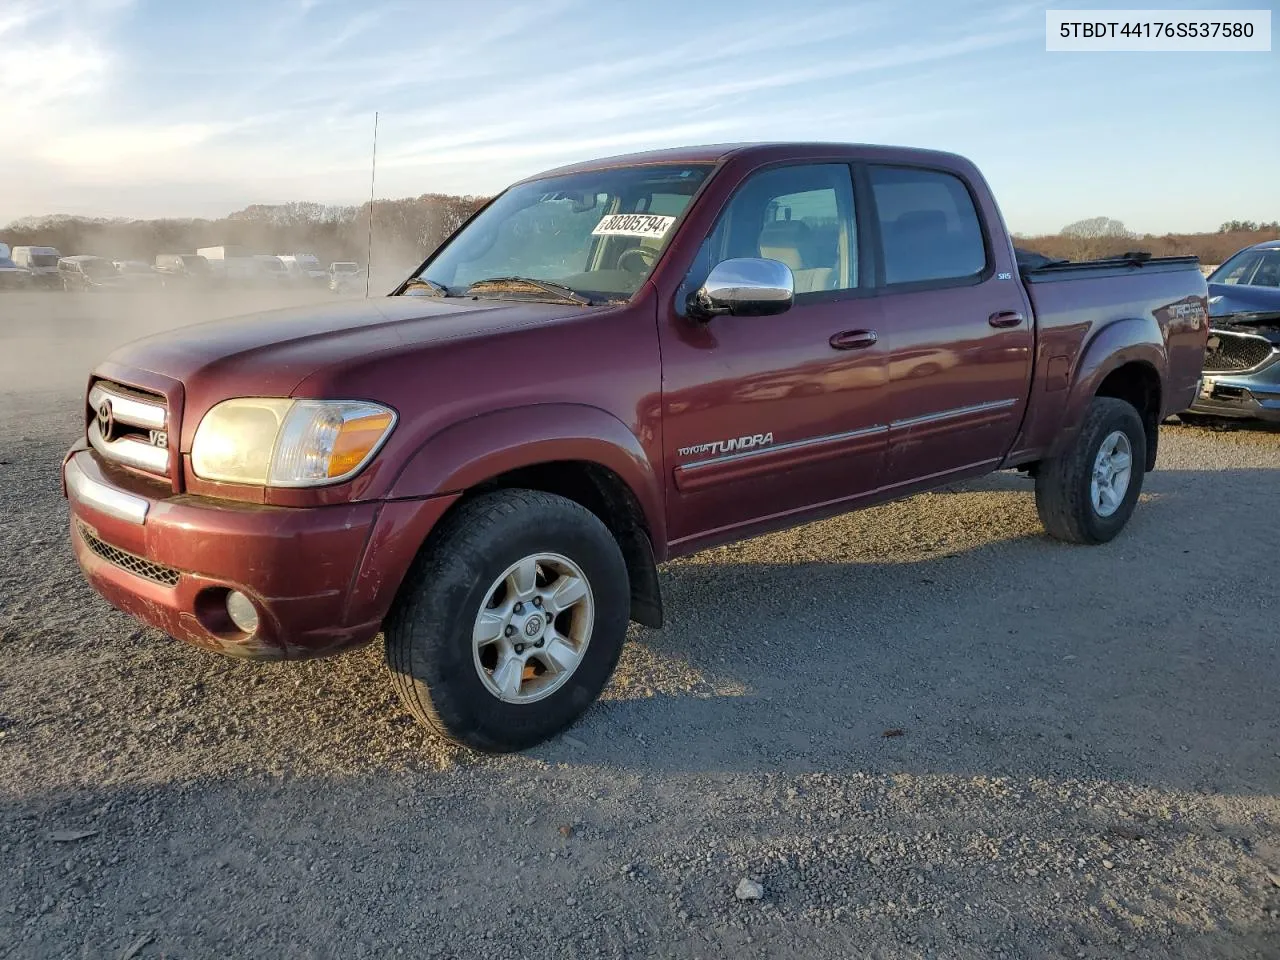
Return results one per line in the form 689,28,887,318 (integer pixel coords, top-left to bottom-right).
269,400,397,486
328,410,397,478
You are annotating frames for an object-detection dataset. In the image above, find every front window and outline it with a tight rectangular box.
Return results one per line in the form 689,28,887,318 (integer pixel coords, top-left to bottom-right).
682,163,858,302
1210,248,1280,287
32,253,58,267
412,164,711,303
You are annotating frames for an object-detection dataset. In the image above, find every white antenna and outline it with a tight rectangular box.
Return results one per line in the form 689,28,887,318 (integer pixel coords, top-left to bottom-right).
365,111,378,298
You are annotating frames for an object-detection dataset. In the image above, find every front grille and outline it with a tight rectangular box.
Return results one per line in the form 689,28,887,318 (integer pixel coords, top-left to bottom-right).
1203,331,1275,372
77,521,180,586
87,380,171,480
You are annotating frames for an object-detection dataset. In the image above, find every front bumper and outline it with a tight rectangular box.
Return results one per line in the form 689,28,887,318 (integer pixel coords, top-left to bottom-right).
63,447,457,660
1188,358,1280,422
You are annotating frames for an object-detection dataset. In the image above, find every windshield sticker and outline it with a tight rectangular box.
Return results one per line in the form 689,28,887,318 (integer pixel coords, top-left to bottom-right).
591,214,676,239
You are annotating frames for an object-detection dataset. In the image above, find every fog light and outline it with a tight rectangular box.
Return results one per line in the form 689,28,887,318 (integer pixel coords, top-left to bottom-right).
226,590,260,634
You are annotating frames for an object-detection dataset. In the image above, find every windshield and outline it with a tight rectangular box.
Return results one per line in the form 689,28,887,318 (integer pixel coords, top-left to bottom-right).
1209,248,1280,288
413,164,712,302
32,253,58,267
180,256,208,272
259,259,284,272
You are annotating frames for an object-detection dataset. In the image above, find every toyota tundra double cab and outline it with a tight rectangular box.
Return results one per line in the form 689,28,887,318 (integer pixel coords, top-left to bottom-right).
63,143,1209,751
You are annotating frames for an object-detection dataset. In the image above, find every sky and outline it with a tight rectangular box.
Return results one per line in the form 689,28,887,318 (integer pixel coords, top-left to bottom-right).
0,0,1275,235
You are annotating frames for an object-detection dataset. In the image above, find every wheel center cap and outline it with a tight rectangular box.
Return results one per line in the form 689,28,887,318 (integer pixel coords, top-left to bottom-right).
523,615,544,638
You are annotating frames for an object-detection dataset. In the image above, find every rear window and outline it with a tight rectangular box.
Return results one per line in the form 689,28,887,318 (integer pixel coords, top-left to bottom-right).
869,166,987,285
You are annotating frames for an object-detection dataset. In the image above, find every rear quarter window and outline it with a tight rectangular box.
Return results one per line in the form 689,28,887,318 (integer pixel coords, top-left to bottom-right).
869,166,987,285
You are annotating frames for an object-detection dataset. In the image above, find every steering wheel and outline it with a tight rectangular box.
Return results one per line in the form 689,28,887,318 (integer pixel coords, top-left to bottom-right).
617,246,658,274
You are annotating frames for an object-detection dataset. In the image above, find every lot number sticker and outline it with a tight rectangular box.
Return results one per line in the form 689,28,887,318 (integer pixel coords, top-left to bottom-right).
591,214,676,238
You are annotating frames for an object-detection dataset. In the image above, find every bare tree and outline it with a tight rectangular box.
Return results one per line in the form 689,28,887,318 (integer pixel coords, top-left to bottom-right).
1060,216,1131,239
1056,217,1134,260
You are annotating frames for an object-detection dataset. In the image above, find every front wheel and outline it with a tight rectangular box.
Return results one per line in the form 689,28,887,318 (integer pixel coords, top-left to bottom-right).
384,489,630,752
1035,397,1147,545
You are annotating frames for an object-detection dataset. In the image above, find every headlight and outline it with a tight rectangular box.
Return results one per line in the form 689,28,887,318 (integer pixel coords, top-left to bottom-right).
191,398,396,487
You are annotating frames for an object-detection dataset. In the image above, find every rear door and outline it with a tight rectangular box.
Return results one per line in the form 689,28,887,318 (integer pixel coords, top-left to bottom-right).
864,163,1033,486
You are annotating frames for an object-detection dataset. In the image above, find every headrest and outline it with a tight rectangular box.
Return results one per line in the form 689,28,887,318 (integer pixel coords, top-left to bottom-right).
758,219,812,245
757,220,812,270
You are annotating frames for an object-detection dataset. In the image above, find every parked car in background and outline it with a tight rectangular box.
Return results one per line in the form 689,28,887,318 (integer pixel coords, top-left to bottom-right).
254,255,291,287
197,246,262,287
113,260,167,288
0,242,29,290
1185,239,1280,423
278,253,327,285
328,261,363,292
155,254,211,283
59,256,127,291
62,142,1208,752
12,246,61,289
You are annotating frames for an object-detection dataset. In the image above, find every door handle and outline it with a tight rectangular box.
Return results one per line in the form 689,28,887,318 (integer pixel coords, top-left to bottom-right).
830,330,878,350
988,311,1024,328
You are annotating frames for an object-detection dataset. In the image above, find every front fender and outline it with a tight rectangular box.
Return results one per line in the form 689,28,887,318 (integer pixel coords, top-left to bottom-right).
1052,316,1166,456
385,403,666,548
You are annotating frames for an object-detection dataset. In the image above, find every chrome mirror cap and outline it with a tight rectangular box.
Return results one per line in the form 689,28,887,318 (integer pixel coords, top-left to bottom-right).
690,257,795,319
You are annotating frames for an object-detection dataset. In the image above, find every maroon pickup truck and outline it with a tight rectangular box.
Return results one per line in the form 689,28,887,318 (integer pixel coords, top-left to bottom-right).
63,143,1208,751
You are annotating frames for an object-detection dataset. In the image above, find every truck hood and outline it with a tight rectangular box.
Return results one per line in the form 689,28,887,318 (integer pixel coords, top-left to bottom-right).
101,295,601,401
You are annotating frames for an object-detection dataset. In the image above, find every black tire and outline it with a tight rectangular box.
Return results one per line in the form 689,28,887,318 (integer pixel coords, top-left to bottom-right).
384,489,629,752
1035,397,1147,545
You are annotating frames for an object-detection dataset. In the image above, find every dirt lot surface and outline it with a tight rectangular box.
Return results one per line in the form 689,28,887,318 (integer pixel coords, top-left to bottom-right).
2,290,1278,959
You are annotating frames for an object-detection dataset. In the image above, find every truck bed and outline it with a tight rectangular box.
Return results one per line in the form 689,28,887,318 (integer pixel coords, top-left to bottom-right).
1005,254,1208,466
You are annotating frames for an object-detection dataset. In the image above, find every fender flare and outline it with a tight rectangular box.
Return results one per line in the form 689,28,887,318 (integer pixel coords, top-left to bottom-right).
385,403,666,548
1052,316,1167,459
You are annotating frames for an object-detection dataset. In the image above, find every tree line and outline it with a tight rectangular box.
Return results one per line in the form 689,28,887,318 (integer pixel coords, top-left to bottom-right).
5,198,1277,273
1016,216,1279,265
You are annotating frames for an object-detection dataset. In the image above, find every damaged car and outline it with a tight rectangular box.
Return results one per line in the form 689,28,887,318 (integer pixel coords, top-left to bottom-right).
1186,239,1280,423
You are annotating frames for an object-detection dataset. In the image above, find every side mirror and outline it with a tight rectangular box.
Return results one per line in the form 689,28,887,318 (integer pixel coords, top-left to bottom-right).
688,257,794,320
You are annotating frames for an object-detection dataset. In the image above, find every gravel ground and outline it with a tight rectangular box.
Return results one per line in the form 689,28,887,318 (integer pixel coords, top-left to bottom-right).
1,291,1278,959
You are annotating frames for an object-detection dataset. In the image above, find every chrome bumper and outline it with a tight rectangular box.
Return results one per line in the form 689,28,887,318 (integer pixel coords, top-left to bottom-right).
64,457,149,524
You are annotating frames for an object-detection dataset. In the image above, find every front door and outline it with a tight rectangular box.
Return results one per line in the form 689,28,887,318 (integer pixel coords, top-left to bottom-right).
657,162,889,548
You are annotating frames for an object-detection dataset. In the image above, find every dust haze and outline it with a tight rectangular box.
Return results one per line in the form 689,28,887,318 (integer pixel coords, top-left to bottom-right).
0,286,391,397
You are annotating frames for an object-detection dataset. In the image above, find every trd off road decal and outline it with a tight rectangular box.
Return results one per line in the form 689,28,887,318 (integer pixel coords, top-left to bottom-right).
678,432,774,459
591,214,676,238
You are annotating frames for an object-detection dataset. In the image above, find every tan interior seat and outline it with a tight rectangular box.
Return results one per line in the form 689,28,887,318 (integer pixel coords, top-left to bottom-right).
757,220,836,294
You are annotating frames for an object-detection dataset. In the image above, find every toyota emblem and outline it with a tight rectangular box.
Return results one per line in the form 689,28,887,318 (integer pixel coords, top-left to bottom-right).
96,399,115,440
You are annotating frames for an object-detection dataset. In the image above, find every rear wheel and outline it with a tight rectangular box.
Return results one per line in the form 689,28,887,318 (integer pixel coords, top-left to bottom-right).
384,489,629,752
1035,397,1146,545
